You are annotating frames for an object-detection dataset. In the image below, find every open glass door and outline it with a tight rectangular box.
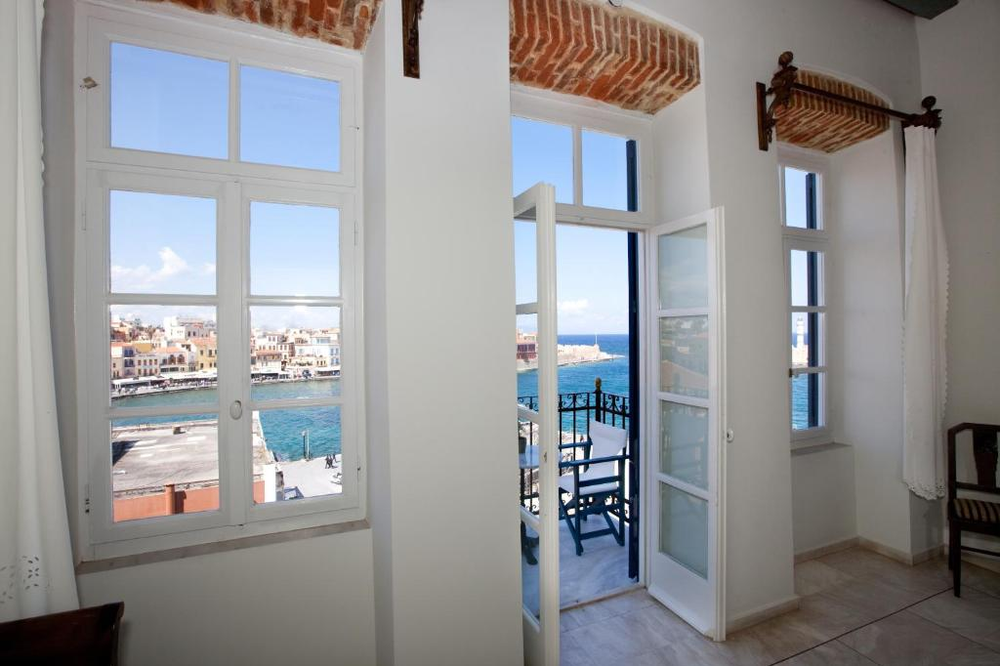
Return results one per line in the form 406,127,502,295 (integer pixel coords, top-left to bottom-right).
646,208,727,639
514,183,559,666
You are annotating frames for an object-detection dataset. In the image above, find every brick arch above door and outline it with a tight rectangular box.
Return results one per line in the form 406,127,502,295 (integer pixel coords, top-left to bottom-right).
510,0,701,115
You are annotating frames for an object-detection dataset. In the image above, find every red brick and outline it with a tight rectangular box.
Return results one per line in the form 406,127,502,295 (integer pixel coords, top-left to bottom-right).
510,0,699,114
775,70,890,152
140,0,381,51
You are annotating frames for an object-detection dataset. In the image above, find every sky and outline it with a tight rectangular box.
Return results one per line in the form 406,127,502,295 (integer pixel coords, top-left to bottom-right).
784,167,820,342
109,44,633,336
109,44,341,333
511,117,631,335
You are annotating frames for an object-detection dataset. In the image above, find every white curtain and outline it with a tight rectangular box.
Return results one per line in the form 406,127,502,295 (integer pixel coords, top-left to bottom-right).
0,0,80,621
902,126,949,501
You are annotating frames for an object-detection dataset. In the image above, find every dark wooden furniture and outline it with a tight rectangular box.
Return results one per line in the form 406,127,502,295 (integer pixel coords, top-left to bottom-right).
947,423,1000,597
0,602,124,665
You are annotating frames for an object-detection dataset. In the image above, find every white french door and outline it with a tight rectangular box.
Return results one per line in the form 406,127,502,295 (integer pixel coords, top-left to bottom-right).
645,208,727,639
514,183,559,666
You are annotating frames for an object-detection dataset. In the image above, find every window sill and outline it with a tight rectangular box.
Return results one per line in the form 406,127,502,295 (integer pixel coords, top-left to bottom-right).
791,440,849,456
76,518,369,575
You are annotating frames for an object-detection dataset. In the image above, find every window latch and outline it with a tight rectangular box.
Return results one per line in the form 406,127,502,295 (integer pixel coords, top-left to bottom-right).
80,76,99,90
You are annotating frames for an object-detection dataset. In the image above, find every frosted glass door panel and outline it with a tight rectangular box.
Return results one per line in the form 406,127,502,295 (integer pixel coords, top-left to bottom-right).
657,224,708,310
659,483,708,579
659,316,709,398
659,401,708,490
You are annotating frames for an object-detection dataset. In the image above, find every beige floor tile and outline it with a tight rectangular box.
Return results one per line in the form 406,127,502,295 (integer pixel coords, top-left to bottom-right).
560,632,596,666
816,574,926,623
779,640,877,665
562,603,693,663
840,609,1000,666
819,548,950,598
791,591,871,639
632,636,742,666
910,587,1000,651
795,559,856,597
963,563,1000,599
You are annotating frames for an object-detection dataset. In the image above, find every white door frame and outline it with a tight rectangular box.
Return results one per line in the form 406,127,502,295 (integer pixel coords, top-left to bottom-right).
515,183,560,666
643,207,727,640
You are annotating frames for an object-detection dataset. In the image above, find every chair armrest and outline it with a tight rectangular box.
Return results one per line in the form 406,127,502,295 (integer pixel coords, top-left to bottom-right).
559,454,626,469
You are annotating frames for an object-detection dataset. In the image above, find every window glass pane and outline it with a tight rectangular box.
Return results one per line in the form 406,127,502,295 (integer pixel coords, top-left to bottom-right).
515,313,538,375
254,406,342,502
110,43,228,159
111,415,219,522
250,202,340,297
514,220,537,306
791,372,825,431
240,66,340,171
659,316,708,399
784,167,816,229
789,249,823,307
791,312,823,369
658,224,708,310
110,191,216,295
249,306,341,394
511,117,573,205
582,129,630,210
659,483,708,579
520,518,540,619
659,401,708,490
110,305,217,405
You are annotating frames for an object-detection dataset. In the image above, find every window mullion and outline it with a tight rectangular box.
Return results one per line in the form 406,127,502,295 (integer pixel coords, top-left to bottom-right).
572,125,583,207
218,180,248,526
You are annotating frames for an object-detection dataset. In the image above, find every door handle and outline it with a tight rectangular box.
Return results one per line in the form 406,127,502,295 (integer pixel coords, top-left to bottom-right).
230,400,243,420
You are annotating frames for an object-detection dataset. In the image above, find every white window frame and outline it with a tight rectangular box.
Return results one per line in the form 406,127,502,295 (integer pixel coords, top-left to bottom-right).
73,1,365,560
511,87,655,229
778,147,831,448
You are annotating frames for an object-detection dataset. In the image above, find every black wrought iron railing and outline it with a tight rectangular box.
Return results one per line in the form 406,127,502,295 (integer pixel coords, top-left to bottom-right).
517,378,633,522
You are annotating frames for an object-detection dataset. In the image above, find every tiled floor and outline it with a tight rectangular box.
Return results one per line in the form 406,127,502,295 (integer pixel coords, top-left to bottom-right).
522,516,633,614
559,548,1000,665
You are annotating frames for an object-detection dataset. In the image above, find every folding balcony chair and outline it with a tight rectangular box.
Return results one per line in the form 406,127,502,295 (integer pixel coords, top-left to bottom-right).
558,419,627,556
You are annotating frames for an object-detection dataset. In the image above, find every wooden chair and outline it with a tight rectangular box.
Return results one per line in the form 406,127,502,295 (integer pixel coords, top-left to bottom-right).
947,422,1000,597
558,420,627,556
0,602,124,665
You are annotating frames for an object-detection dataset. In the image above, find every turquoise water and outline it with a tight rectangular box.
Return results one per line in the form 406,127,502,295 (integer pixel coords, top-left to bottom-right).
114,333,809,457
517,334,630,399
113,379,342,461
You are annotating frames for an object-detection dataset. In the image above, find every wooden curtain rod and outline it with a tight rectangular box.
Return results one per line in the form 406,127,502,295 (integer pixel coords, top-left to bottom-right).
756,51,942,151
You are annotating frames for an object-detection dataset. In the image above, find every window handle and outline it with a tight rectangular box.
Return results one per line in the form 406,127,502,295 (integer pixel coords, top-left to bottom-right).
230,400,243,420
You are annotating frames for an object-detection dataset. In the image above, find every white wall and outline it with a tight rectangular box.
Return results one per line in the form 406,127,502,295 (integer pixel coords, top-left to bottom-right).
917,0,1000,560
361,7,395,666
364,2,523,664
652,84,711,221
791,445,857,555
828,132,918,556
637,0,921,621
77,531,377,665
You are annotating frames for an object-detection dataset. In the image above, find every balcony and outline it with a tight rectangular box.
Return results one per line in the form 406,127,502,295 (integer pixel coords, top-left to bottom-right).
518,380,637,609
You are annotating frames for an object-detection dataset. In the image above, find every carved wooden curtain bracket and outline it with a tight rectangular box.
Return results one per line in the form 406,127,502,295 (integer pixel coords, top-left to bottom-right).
756,51,942,151
402,0,424,78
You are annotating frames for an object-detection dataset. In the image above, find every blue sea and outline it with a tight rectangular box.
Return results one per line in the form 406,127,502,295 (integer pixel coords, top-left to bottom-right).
113,380,341,462
114,332,807,460
517,334,630,399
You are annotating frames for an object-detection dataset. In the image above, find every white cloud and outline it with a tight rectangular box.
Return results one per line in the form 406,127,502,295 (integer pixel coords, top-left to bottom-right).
558,298,589,315
111,246,190,291
202,262,216,275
